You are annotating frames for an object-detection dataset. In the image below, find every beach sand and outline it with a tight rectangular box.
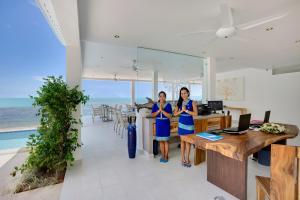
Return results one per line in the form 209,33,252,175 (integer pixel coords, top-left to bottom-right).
0,148,62,200
0,148,28,196
0,148,28,168
0,126,37,133
0,183,62,200
0,153,17,169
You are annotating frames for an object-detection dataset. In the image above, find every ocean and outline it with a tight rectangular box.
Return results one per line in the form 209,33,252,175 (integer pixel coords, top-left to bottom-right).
0,97,148,130
0,96,204,130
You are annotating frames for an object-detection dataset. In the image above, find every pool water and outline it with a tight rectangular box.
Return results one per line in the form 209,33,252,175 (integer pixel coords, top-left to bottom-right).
0,130,37,150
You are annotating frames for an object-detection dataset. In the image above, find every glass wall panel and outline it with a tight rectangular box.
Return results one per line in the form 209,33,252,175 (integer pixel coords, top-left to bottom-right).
135,81,152,104
137,47,205,102
82,79,131,115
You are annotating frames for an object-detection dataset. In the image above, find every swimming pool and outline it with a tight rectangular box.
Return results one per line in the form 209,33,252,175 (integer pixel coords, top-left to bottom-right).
0,130,37,150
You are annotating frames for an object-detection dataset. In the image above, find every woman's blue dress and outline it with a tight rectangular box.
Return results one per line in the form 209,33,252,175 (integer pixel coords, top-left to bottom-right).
151,102,172,141
178,100,195,135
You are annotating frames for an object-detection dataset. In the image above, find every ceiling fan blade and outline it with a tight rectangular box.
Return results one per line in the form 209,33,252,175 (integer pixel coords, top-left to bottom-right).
113,73,117,81
237,12,289,31
120,65,139,71
177,29,216,37
200,36,218,50
220,3,234,27
230,35,253,42
132,65,138,71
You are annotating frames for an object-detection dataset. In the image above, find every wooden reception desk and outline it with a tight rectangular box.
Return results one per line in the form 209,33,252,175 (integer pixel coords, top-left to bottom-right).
142,113,299,199
181,124,299,200
142,114,232,156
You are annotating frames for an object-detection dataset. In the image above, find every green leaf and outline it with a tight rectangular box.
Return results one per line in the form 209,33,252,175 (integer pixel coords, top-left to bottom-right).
13,76,89,175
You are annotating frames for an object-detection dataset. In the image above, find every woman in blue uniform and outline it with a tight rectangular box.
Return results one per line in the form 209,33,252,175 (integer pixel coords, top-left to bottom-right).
174,87,198,167
152,91,172,163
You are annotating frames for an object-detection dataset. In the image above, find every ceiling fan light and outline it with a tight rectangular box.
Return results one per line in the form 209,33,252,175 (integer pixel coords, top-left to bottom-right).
216,26,236,38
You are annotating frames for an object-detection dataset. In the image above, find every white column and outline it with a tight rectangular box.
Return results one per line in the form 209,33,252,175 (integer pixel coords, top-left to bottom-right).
171,83,175,101
66,45,82,160
202,61,208,103
38,0,83,161
203,57,216,102
131,80,135,106
152,70,158,101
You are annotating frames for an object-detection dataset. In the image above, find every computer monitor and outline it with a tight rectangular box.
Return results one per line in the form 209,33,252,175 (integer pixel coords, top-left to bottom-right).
198,104,212,115
208,101,223,113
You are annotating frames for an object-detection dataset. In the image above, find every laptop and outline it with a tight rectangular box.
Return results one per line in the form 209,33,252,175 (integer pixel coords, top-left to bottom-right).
250,111,271,126
223,113,251,134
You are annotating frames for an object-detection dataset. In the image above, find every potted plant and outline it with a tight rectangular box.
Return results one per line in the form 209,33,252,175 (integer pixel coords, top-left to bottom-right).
11,76,89,192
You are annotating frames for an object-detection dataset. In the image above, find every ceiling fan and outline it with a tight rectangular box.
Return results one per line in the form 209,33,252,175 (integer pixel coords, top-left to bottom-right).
120,59,142,71
131,59,141,80
113,73,120,81
120,59,149,80
178,2,289,45
121,59,143,80
132,59,138,72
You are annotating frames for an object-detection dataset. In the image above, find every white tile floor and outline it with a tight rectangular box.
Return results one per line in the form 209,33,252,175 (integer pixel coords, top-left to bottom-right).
59,117,270,200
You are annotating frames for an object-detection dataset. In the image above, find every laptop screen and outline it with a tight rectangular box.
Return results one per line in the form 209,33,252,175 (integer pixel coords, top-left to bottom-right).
238,114,251,131
263,111,271,123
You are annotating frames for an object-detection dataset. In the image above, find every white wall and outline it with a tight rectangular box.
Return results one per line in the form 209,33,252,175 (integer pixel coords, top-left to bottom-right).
217,68,300,145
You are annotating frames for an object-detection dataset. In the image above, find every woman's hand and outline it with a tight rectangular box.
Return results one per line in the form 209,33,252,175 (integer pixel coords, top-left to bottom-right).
151,104,161,117
186,101,198,116
159,103,163,111
174,106,183,116
162,110,172,119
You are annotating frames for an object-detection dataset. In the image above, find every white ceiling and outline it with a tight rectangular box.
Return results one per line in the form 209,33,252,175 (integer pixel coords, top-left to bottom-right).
78,0,300,74
81,41,204,82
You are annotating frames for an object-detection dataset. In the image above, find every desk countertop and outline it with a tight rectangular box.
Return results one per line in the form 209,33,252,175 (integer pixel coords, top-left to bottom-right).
181,124,299,161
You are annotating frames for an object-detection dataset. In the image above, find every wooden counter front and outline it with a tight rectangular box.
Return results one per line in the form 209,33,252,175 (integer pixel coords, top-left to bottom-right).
152,114,231,164
152,114,232,136
143,114,231,155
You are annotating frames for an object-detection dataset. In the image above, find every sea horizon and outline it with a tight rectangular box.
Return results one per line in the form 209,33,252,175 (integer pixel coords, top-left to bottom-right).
0,97,135,108
0,96,202,130
0,96,202,108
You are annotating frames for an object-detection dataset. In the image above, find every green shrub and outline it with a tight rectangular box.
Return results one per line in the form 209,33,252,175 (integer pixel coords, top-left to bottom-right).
12,76,89,177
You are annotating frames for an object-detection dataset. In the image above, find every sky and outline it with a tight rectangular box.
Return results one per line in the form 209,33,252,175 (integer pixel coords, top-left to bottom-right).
0,0,202,100
0,0,65,98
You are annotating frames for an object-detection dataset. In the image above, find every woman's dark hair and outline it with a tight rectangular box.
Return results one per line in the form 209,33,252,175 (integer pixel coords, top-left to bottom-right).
158,91,166,102
177,87,190,108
